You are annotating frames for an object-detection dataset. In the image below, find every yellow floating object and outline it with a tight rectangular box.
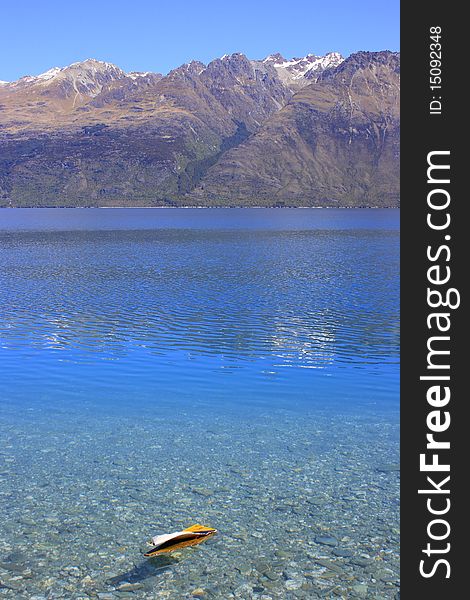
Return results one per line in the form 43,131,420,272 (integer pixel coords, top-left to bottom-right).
144,524,217,557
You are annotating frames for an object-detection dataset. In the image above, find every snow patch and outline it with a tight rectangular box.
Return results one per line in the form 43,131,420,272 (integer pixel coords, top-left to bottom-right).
265,51,344,85
128,71,151,80
36,67,62,81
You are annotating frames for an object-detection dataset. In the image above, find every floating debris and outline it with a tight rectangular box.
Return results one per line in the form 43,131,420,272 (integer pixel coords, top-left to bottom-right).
144,524,217,557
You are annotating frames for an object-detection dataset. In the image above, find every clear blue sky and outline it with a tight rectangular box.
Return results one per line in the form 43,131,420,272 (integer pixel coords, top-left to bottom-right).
1,0,399,81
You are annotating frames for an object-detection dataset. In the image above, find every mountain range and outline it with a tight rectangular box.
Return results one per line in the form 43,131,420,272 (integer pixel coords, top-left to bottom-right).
0,51,399,207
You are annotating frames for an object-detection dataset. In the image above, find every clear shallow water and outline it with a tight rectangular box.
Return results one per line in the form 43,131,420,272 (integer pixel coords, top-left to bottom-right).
0,209,399,599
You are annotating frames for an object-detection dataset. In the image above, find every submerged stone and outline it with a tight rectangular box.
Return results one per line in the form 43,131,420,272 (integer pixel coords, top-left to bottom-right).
116,582,143,591
352,583,369,596
315,534,338,547
285,578,303,590
332,548,354,557
351,557,372,567
376,464,400,473
315,559,344,574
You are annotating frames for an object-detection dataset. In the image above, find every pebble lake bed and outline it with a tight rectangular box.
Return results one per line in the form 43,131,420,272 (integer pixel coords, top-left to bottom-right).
0,209,400,599
1,402,399,599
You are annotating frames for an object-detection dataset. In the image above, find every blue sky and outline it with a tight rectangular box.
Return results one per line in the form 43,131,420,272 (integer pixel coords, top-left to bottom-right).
1,0,399,81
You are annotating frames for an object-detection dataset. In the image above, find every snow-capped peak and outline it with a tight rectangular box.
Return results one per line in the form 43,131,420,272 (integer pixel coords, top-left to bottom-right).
262,53,285,64
36,67,62,81
6,59,128,99
219,52,246,61
262,51,344,86
1,52,346,98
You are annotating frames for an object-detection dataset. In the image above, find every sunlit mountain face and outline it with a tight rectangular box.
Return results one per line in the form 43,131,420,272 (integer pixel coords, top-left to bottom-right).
0,51,399,208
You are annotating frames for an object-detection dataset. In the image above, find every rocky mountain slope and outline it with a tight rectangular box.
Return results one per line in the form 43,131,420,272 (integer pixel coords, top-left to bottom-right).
0,51,399,207
191,52,400,207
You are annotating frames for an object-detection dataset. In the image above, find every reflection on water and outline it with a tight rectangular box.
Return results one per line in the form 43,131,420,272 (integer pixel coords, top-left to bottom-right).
0,209,400,599
0,228,399,370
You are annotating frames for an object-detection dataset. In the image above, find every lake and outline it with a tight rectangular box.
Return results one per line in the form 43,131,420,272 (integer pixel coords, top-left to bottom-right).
0,208,399,598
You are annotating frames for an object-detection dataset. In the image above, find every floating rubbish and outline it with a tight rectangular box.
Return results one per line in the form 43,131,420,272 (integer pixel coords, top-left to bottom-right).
144,524,217,557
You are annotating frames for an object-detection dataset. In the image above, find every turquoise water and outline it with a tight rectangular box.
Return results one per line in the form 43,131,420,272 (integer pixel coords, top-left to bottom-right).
0,209,399,599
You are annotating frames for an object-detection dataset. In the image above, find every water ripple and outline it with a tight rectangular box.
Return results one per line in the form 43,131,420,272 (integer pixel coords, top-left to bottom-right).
0,229,399,367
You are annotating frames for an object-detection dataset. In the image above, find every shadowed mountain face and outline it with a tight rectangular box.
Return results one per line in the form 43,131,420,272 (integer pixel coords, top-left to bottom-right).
0,52,399,207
